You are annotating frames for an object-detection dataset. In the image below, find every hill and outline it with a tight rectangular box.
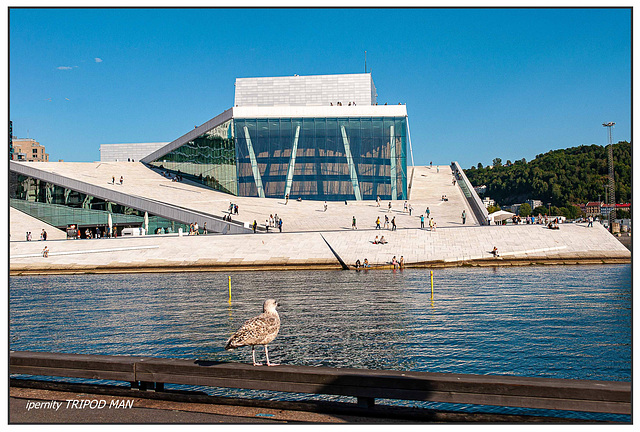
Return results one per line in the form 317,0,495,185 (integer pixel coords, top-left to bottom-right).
463,141,631,213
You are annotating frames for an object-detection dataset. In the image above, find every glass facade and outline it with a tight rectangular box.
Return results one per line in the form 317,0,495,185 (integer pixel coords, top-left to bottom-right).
147,119,237,195
235,116,408,201
10,173,191,237
147,115,408,201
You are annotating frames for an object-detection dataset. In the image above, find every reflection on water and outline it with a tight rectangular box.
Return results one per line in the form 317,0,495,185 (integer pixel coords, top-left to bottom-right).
10,265,631,419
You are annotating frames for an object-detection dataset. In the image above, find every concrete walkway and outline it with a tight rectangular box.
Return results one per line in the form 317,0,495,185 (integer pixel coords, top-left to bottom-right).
9,161,630,273
11,161,475,233
10,207,66,242
10,221,630,274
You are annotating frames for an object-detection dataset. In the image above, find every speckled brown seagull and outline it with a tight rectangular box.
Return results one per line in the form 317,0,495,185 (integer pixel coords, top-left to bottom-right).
225,299,281,366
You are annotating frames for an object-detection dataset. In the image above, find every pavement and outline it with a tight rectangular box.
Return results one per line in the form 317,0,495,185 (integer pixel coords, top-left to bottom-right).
9,161,631,273
10,383,581,424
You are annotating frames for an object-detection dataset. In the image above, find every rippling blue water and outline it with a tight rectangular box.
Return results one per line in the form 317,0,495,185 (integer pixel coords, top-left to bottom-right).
10,265,631,421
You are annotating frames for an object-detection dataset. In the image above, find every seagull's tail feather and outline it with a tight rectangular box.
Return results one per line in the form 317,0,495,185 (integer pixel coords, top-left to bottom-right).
225,336,241,351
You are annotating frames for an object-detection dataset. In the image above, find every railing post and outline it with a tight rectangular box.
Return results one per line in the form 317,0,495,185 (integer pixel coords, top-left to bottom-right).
357,396,375,409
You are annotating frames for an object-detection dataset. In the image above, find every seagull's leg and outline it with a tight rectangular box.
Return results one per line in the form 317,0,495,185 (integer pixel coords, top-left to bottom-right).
265,345,279,366
252,346,262,366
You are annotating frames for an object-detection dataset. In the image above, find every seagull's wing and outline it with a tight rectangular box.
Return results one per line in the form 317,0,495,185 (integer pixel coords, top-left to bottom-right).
225,313,279,349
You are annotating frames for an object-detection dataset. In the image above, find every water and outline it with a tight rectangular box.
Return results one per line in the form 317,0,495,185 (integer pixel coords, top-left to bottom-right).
10,265,631,421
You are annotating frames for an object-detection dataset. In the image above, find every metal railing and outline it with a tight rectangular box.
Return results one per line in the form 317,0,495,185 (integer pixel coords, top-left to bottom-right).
451,161,489,225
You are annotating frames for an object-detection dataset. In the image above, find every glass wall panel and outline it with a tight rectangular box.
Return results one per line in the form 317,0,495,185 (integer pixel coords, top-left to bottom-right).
10,173,193,237
233,116,407,201
148,119,237,195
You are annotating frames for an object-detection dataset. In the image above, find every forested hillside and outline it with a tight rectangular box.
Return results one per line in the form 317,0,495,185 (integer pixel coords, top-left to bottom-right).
463,141,631,210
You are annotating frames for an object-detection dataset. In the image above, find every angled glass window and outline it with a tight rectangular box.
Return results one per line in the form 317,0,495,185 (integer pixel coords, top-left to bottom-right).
147,120,237,195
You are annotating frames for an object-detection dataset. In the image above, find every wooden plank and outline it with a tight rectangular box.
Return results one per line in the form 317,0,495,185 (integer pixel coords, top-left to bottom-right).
10,351,143,372
10,365,136,382
135,358,630,403
134,370,630,415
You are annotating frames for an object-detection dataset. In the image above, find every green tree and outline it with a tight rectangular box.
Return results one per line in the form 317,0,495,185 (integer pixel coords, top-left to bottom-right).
533,206,548,216
463,141,631,210
487,204,501,213
519,203,532,217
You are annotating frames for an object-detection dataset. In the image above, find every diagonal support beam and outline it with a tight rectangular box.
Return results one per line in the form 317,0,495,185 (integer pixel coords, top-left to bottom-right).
284,125,300,198
243,126,265,198
340,125,362,201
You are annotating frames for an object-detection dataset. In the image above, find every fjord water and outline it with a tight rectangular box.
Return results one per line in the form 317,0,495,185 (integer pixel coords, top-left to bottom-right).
10,265,631,418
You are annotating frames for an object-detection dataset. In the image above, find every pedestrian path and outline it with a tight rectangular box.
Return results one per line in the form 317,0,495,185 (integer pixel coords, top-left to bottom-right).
9,221,630,274
11,161,475,235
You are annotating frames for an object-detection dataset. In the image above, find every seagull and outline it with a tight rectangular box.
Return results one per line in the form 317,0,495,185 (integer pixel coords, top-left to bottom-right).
225,299,280,366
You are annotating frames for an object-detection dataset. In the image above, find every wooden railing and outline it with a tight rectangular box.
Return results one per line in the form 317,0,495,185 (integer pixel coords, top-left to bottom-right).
9,351,631,415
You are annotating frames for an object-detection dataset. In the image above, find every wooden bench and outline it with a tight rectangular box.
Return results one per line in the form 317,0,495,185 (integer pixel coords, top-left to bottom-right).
10,351,631,415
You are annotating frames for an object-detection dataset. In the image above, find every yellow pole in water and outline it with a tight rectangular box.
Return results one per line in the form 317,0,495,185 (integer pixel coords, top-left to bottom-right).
228,276,232,304
430,270,434,299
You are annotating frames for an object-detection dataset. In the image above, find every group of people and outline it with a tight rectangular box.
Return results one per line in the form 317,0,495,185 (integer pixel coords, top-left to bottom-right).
419,214,437,231
373,215,397,230
188,222,204,235
391,255,405,269
111,176,124,185
26,229,48,242
354,258,370,269
161,171,183,182
265,214,283,232
228,202,239,215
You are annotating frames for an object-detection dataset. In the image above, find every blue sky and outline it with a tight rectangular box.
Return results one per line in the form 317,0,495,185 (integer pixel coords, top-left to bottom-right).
9,7,631,168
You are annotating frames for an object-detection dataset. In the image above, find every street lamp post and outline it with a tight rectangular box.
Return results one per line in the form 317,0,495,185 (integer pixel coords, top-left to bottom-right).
603,122,616,232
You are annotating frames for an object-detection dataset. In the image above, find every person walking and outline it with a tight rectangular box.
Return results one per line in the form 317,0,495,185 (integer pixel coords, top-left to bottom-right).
352,216,357,229
409,204,413,215
376,217,381,229
252,220,257,233
384,215,389,229
285,194,289,205
462,210,466,225
278,218,283,232
429,218,434,231
388,202,392,212
587,216,593,227
391,217,396,231
420,214,425,229
426,207,430,218
324,201,328,212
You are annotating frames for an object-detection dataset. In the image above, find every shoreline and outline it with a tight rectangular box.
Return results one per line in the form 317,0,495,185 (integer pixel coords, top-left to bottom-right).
10,256,631,276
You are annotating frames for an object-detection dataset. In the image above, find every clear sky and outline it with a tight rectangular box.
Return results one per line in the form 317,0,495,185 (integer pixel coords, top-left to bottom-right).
9,7,631,168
